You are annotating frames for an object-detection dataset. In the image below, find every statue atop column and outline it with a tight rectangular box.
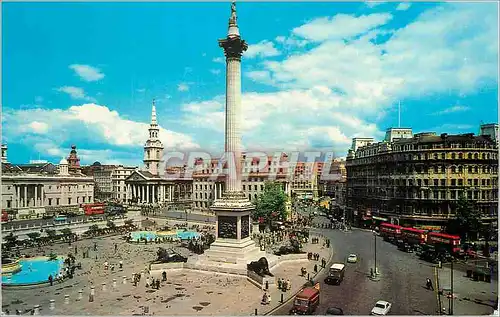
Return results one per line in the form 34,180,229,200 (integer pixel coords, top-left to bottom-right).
229,0,237,25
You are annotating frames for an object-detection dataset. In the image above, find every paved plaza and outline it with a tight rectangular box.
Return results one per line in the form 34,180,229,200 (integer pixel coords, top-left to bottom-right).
2,230,332,315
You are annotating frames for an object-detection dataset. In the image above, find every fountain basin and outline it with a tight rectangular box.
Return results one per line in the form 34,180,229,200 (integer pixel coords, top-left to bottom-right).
2,256,64,287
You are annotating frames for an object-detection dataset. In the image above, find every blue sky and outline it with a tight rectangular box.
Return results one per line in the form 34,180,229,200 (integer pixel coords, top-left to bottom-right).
3,1,498,166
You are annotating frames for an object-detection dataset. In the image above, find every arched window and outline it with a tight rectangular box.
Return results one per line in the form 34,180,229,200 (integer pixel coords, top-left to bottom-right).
468,153,472,159
474,153,479,159
459,153,463,159
147,150,150,158
458,166,463,173
434,153,439,160
442,153,446,159
451,153,456,160
451,166,456,173
482,153,486,160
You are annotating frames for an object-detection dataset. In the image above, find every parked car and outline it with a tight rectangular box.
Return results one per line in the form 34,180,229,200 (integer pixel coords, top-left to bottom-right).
325,307,344,315
347,254,358,263
370,301,392,316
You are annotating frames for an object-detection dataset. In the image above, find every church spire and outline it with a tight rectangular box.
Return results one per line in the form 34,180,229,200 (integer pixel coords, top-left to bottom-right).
151,99,157,126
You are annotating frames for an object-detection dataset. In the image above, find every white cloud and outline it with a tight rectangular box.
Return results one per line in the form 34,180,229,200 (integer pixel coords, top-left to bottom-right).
212,57,225,64
433,105,470,115
56,86,96,102
136,88,146,93
69,64,105,82
245,40,281,59
292,13,393,42
210,69,221,75
177,83,190,92
28,121,50,134
3,103,200,162
35,96,44,103
365,1,387,8
396,2,411,11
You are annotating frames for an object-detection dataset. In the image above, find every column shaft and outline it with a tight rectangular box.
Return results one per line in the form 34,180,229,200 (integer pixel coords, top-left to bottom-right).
225,57,243,192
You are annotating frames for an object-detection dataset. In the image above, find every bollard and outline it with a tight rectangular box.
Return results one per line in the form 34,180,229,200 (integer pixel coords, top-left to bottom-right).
123,276,127,284
281,293,284,303
113,279,117,289
102,282,107,291
255,308,258,315
89,287,95,302
78,290,83,300
33,305,40,315
49,299,55,310
64,295,70,305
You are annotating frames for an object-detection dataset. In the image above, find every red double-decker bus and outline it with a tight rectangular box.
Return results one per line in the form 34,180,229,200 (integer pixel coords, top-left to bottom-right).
82,203,106,216
427,232,461,253
401,227,427,245
1,211,9,222
379,222,403,241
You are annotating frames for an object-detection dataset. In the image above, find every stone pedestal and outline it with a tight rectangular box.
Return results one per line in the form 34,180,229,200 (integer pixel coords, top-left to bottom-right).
188,191,279,279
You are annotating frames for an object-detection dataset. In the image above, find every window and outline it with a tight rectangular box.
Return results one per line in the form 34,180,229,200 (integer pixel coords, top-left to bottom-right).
451,153,456,159
48,198,52,206
468,166,473,173
451,166,456,173
458,179,463,186
468,153,472,159
56,198,60,205
474,179,478,186
7,200,11,208
440,179,445,186
458,166,463,173
434,179,439,186
434,153,439,160
242,185,246,190
474,153,479,159
468,179,472,186
254,185,257,190
459,153,463,159
451,179,456,186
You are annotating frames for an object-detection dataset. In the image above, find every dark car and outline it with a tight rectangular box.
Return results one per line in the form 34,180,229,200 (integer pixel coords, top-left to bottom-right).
274,245,296,256
325,307,344,315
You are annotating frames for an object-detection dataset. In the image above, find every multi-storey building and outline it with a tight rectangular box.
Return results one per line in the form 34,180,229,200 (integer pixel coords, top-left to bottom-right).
480,123,498,145
346,128,498,230
82,162,119,201
112,165,138,203
1,148,94,219
192,153,292,213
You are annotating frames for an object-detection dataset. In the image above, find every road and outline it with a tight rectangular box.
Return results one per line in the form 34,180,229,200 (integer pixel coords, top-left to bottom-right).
2,214,108,230
149,210,216,223
272,216,438,315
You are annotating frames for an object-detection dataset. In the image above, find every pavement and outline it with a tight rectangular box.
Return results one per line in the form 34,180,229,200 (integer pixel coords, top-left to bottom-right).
2,228,332,316
271,215,498,316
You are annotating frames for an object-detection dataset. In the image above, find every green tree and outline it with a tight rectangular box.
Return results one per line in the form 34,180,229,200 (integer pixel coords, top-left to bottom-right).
448,196,481,241
45,229,57,241
106,220,116,230
252,181,288,222
60,228,73,239
4,232,18,247
26,232,41,243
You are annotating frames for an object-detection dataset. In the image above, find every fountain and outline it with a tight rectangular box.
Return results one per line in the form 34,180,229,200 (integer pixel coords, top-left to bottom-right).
1,256,64,286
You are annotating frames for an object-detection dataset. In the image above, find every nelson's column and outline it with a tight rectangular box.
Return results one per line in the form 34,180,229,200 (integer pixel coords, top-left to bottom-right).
197,1,267,268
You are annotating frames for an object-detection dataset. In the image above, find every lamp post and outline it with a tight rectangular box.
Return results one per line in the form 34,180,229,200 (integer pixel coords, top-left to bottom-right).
372,230,380,281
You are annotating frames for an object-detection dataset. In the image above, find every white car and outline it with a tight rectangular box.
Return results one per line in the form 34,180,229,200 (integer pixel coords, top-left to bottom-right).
370,301,392,315
347,254,358,263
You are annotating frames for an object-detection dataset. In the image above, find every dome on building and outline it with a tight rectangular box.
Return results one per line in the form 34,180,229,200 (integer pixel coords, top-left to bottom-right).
59,158,68,165
92,161,102,166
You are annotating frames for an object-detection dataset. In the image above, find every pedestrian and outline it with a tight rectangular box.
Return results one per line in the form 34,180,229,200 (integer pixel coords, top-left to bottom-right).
94,242,97,252
314,264,318,273
114,244,118,253
48,274,53,286
119,260,123,269
162,271,167,281
286,279,291,291
277,278,282,290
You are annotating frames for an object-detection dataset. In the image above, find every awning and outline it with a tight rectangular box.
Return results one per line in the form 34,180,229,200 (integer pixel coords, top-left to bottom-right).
372,216,388,221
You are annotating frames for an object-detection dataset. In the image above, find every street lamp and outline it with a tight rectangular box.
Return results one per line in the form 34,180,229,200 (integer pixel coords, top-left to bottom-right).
372,230,380,281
